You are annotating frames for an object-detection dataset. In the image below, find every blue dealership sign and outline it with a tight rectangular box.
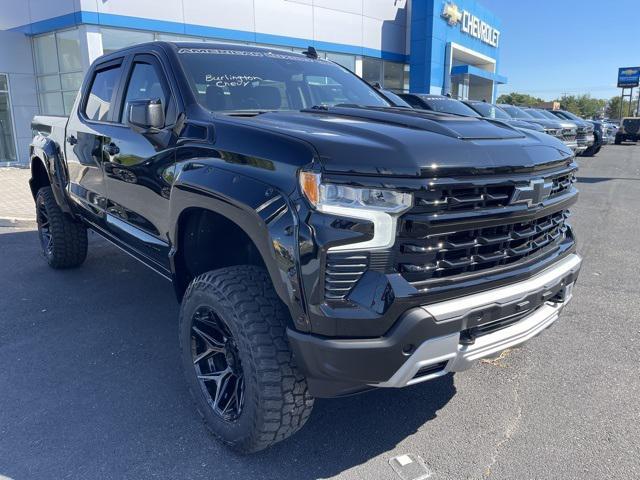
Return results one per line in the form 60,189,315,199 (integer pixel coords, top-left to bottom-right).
618,67,640,88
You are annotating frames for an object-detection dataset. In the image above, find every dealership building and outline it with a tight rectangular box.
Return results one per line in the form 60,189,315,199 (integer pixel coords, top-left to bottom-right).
0,0,505,164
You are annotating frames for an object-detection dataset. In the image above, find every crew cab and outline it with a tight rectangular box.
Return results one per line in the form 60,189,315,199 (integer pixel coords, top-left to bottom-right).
29,42,582,453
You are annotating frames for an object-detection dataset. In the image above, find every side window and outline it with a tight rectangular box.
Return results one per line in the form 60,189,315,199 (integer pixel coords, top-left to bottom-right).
84,65,122,122
121,62,169,123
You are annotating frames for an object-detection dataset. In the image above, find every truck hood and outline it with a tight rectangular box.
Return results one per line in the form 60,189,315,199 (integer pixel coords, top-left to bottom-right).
222,106,573,176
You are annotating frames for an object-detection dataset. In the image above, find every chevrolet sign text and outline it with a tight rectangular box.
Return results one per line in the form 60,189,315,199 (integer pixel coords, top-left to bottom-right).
441,2,500,48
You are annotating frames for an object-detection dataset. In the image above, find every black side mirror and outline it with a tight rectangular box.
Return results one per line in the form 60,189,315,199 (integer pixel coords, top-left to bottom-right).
127,99,165,132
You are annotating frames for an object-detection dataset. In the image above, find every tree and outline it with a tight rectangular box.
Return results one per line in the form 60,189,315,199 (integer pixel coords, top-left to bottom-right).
496,92,544,106
606,95,635,119
556,94,606,118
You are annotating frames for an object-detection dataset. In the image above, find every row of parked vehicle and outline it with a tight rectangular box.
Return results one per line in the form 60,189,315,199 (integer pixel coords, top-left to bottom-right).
377,89,617,157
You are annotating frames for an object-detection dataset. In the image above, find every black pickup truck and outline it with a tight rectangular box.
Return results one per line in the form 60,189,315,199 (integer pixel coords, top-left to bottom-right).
29,42,582,453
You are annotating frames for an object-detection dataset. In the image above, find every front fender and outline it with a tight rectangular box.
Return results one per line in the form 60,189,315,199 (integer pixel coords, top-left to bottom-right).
168,162,311,332
30,135,72,214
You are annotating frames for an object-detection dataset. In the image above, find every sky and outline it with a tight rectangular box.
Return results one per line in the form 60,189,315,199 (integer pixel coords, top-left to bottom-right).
480,0,639,101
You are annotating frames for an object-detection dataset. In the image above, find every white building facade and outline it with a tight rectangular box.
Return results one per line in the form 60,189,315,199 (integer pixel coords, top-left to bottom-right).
0,0,504,164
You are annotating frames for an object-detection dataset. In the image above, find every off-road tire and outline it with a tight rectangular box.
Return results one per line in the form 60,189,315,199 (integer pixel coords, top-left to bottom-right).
35,186,87,269
179,265,314,453
581,145,600,157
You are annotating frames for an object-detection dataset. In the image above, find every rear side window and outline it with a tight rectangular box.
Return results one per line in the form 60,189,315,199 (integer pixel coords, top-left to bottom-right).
84,65,122,121
121,62,169,122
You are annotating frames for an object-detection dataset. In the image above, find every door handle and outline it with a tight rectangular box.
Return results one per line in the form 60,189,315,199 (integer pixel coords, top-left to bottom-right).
67,135,77,145
103,142,120,156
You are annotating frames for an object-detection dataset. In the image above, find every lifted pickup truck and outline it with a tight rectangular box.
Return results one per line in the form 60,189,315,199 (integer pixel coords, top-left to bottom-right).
29,42,582,453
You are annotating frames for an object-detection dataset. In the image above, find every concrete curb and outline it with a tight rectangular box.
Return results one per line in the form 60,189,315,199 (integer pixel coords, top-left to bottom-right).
0,217,37,228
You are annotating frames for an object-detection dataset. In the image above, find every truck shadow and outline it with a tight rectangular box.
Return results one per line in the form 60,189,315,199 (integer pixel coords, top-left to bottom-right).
0,228,456,480
249,376,456,479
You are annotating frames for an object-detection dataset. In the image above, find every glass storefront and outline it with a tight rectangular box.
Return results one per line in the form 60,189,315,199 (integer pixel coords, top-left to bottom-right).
31,26,409,120
101,27,406,88
33,29,83,115
0,74,17,162
362,57,408,92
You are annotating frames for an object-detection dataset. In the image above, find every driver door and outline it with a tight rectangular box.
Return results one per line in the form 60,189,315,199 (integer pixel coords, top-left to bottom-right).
100,53,179,274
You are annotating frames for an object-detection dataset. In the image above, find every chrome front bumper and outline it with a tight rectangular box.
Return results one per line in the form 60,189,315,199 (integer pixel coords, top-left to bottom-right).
373,253,582,388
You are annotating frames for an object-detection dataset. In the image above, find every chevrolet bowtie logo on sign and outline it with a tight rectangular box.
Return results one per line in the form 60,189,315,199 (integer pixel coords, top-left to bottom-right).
617,67,640,88
511,179,553,207
442,2,463,26
441,1,501,48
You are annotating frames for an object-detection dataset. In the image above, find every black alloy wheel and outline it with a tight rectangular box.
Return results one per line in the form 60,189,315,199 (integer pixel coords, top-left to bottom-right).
34,186,87,268
179,266,314,453
36,197,54,257
191,306,245,422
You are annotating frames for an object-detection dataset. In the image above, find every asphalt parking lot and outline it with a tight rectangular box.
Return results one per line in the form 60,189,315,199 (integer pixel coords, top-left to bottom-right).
1,145,639,480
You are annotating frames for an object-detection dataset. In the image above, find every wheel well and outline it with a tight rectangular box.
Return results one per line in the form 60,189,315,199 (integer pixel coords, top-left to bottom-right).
173,208,267,300
30,158,50,199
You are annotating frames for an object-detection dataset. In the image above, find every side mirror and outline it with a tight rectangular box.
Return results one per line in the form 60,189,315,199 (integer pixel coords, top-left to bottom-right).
127,99,165,132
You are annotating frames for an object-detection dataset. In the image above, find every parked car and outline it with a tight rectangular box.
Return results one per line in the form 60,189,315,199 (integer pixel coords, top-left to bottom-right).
602,121,617,144
582,120,606,156
398,93,484,116
615,117,640,143
545,109,595,154
397,94,547,135
498,105,579,152
462,100,546,133
523,108,580,153
28,41,582,453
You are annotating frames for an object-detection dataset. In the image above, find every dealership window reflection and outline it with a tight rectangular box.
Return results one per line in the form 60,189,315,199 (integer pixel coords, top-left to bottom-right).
33,28,83,115
0,74,17,162
363,57,407,92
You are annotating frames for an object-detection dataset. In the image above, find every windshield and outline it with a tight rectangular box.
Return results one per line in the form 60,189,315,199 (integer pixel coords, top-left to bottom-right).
524,109,547,119
380,89,412,108
468,102,510,119
537,109,563,120
419,96,480,117
176,46,389,112
557,110,582,121
499,105,533,119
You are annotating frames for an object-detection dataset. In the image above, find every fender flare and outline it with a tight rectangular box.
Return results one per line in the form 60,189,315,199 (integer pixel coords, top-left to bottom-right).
168,164,310,331
29,135,73,214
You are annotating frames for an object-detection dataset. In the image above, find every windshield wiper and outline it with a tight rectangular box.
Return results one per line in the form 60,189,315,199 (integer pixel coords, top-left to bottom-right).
219,109,275,116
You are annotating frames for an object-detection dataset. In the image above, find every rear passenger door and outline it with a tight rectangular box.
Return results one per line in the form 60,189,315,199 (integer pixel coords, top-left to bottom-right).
100,53,179,273
65,58,124,226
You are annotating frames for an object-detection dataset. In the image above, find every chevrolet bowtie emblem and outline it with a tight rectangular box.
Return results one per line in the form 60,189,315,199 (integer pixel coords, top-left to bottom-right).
511,179,553,206
442,2,463,26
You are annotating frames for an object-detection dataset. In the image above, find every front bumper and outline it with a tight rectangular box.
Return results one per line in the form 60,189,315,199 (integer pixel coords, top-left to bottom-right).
577,133,595,148
563,139,579,151
289,253,582,397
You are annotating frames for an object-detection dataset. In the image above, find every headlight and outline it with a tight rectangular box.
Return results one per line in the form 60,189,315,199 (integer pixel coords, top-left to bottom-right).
299,171,412,251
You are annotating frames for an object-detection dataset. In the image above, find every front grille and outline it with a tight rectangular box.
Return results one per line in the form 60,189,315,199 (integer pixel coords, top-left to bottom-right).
397,209,570,286
551,172,574,196
412,169,575,217
562,128,576,142
324,252,368,299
